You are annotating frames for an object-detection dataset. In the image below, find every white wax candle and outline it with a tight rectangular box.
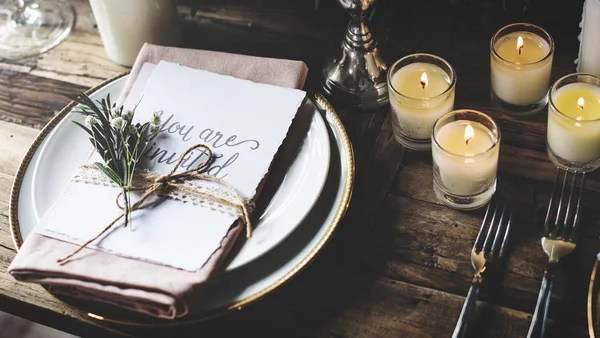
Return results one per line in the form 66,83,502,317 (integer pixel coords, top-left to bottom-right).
433,121,499,196
578,0,600,77
90,0,181,66
547,82,600,164
390,62,455,139
491,31,553,105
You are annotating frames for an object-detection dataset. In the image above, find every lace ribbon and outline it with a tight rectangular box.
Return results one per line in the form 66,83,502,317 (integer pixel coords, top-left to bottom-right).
57,144,253,264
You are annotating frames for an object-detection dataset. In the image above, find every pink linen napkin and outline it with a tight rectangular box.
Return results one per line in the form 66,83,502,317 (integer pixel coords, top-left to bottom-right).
9,44,308,320
119,43,308,103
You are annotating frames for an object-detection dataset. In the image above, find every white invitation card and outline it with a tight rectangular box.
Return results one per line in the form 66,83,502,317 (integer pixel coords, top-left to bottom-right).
36,61,306,271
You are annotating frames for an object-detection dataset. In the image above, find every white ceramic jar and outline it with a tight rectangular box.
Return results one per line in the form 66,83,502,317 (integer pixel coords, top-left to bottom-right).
90,0,182,66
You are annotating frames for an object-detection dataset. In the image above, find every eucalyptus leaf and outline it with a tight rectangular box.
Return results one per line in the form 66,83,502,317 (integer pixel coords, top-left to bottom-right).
94,162,123,186
106,94,112,112
73,121,94,138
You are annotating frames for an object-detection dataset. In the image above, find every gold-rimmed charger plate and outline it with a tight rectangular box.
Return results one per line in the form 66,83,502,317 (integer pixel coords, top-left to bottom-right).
9,72,354,326
589,259,600,337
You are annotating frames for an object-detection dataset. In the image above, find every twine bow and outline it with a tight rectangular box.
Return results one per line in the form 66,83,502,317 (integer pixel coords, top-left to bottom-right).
57,144,252,264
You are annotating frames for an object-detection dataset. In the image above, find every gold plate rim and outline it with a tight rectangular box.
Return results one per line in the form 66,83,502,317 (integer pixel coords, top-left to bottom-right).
8,72,355,327
589,259,599,338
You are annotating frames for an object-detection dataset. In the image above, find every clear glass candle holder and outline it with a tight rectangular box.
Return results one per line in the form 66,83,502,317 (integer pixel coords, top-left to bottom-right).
490,23,554,117
388,53,456,151
432,110,501,210
547,73,600,172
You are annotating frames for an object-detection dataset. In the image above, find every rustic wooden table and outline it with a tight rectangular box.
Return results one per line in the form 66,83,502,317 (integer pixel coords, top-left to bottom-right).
0,0,598,337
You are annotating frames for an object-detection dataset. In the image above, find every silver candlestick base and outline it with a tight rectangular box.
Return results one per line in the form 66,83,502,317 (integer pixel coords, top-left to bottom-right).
322,0,388,111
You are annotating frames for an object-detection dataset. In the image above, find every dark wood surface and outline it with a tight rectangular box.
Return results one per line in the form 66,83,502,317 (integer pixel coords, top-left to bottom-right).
0,0,598,337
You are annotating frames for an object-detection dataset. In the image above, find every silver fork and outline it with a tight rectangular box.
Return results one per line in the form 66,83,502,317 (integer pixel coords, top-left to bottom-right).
527,169,586,338
452,198,514,338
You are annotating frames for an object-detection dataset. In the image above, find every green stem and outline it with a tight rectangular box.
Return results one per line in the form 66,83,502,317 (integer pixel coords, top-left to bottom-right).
128,189,133,231
122,188,130,230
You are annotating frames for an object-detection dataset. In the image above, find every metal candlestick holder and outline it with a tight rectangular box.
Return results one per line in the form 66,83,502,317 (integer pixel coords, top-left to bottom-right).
321,0,388,111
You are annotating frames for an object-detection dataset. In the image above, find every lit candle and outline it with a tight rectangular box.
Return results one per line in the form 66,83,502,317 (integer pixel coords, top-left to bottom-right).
490,23,554,115
547,73,600,172
432,110,500,210
388,53,456,150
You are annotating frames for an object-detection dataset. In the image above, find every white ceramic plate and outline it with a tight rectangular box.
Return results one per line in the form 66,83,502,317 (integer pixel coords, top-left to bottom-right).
23,75,331,271
11,74,353,325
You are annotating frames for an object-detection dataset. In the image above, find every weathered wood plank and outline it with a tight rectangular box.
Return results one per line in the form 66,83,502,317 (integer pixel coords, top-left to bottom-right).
0,30,127,88
353,112,406,213
0,0,334,88
391,152,600,237
31,32,128,87
0,0,126,87
0,71,85,128
0,122,38,250
0,121,39,176
138,255,586,338
186,4,329,40
366,193,598,323
386,151,600,330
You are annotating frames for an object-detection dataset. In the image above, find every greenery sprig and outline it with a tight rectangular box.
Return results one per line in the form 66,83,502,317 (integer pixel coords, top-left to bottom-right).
72,93,160,230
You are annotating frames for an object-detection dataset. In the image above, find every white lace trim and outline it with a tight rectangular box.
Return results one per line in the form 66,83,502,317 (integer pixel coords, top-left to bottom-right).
72,166,252,218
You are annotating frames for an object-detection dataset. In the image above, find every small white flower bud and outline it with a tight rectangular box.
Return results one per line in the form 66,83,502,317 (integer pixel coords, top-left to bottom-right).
127,125,136,135
110,117,124,130
85,116,98,128
150,124,160,134
151,112,161,126
122,111,133,121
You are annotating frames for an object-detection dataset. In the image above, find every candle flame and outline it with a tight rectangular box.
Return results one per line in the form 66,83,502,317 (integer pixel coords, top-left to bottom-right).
464,125,474,146
517,36,524,55
420,72,428,89
578,97,585,109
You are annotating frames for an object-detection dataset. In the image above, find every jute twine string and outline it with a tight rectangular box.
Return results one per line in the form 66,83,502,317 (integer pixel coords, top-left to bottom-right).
57,144,252,264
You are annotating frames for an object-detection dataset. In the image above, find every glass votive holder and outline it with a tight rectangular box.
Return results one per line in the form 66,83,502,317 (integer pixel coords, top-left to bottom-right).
547,73,600,172
432,109,501,210
388,53,456,151
490,23,554,117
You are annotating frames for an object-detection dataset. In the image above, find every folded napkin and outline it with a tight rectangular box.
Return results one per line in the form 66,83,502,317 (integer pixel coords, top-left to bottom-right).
9,44,308,320
119,43,308,104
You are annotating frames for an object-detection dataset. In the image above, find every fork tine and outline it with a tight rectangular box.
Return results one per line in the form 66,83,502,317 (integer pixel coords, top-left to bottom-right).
551,170,570,237
490,202,507,257
473,201,493,252
491,202,514,259
498,203,514,260
569,172,586,241
482,201,501,253
560,171,579,239
544,170,560,236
